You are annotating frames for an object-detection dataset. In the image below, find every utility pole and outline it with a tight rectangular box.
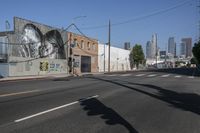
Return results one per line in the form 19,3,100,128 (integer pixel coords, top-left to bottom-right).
69,33,73,74
5,20,10,63
155,33,158,69
104,43,105,72
108,20,111,72
198,0,200,42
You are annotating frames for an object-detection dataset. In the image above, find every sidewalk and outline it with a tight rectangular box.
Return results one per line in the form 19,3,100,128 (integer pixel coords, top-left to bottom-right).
0,72,106,82
0,73,71,82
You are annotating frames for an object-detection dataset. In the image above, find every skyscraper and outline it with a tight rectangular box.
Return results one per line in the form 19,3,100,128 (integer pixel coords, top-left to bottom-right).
180,42,186,58
124,42,131,50
151,34,157,58
146,34,157,59
168,37,176,57
146,41,151,58
181,38,192,58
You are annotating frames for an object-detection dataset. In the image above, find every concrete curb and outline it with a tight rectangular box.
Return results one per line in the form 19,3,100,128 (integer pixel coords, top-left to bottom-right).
0,74,72,83
0,76,51,83
103,69,149,75
0,72,102,82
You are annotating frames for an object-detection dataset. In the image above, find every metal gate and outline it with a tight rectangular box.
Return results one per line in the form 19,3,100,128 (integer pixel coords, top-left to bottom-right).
81,56,91,73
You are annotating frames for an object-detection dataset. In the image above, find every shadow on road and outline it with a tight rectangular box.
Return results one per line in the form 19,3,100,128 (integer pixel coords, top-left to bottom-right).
128,82,200,115
89,77,200,115
150,68,200,77
80,98,139,133
53,77,70,81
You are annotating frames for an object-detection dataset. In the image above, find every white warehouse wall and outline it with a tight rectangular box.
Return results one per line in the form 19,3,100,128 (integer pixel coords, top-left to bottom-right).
98,43,131,72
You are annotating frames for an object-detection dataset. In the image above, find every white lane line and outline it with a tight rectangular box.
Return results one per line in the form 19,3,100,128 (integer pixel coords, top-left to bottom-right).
161,74,170,78
135,74,145,77
14,95,99,123
107,74,117,77
0,90,40,98
175,75,182,78
121,74,131,77
147,74,157,77
188,76,195,79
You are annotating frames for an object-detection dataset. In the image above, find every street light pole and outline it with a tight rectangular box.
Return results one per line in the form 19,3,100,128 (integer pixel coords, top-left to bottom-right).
72,16,87,24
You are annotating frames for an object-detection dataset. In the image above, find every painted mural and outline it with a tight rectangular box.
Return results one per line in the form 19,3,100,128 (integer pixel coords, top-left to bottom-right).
14,24,66,59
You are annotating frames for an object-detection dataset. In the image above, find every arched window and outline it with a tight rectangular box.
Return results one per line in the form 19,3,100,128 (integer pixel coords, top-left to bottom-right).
87,42,91,50
73,38,78,47
81,40,84,49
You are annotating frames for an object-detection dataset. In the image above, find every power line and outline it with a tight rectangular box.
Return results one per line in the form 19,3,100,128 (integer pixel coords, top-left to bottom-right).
72,24,98,44
69,24,100,56
80,0,192,30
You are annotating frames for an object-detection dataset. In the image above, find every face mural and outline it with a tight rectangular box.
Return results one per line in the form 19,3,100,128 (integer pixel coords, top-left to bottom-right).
20,24,42,58
17,24,66,59
43,30,65,59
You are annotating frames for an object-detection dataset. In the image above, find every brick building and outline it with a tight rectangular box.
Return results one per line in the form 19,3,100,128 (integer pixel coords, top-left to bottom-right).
67,32,98,74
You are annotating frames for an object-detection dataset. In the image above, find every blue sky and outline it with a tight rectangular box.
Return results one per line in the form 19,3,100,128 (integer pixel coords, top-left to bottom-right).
0,0,198,54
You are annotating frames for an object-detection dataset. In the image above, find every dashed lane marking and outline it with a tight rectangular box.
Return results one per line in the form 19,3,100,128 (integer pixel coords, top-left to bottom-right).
0,90,40,98
14,95,99,123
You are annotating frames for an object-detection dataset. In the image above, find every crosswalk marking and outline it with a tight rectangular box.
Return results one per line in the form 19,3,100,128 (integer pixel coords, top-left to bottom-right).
147,74,157,77
105,73,196,80
135,74,145,77
175,75,182,78
188,76,195,79
161,74,170,78
107,74,117,77
121,74,132,77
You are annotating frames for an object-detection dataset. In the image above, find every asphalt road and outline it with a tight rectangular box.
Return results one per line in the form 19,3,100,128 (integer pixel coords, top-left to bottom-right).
0,70,200,133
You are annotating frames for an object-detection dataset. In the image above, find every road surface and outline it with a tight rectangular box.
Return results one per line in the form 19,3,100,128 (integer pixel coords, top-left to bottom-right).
0,70,200,133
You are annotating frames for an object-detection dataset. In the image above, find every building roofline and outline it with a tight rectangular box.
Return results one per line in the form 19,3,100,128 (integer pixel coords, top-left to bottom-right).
14,16,62,31
67,31,98,42
0,31,15,36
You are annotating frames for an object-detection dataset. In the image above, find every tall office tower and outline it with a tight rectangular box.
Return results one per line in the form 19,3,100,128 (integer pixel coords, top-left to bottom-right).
146,41,151,58
181,38,192,58
124,42,131,50
151,33,157,58
168,37,176,57
180,42,186,58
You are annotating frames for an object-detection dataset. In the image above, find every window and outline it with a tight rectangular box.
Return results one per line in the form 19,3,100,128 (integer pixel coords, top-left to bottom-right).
87,42,91,50
92,43,96,51
81,40,84,49
73,38,77,47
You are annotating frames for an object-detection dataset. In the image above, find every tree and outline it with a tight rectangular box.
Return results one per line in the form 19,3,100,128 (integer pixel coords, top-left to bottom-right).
129,44,145,69
192,41,200,64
